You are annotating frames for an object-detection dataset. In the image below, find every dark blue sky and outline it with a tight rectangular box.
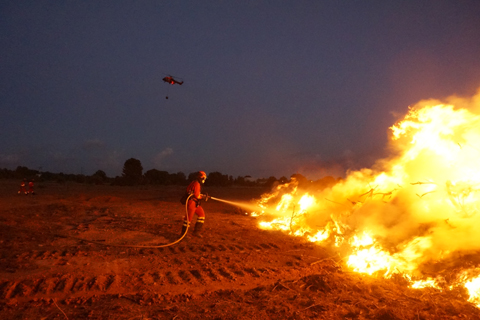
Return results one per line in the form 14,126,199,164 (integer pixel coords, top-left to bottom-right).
1,1,480,179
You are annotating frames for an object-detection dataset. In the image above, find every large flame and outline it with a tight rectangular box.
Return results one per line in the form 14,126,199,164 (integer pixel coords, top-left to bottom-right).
253,88,480,305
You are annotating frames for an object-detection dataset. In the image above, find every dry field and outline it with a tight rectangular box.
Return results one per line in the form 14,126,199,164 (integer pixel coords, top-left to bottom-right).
1,179,479,319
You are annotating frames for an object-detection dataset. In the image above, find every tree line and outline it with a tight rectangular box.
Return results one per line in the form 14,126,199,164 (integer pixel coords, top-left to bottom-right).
0,158,340,189
0,158,285,187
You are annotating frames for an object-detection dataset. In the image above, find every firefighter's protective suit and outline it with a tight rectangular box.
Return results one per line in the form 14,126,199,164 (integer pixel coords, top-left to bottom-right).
181,171,209,237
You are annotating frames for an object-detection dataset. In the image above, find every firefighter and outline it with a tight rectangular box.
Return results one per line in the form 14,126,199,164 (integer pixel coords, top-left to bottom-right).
181,171,210,237
28,179,35,195
18,179,27,195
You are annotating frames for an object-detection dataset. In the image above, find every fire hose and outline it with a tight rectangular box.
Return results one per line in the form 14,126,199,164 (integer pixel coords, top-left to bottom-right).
52,194,195,248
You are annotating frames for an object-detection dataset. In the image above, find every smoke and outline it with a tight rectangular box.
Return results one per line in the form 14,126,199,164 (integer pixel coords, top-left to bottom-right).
153,148,174,168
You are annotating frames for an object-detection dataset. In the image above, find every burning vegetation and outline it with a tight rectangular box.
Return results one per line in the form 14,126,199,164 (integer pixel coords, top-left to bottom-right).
253,88,480,308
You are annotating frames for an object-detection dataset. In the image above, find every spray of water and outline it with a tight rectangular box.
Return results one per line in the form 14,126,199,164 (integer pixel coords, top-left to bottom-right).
210,196,261,214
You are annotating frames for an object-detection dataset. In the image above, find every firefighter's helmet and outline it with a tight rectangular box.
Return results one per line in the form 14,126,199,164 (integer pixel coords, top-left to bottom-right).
198,171,207,182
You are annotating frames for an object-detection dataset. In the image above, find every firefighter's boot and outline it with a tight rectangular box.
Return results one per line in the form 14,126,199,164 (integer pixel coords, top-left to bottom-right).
193,222,204,238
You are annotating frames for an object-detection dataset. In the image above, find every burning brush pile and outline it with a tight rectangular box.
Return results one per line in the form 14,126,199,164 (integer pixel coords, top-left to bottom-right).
252,89,480,308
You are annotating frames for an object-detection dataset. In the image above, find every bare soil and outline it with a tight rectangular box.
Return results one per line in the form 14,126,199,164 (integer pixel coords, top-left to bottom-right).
1,180,479,319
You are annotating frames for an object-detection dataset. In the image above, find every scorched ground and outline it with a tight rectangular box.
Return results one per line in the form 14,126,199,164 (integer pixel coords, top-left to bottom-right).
0,180,479,319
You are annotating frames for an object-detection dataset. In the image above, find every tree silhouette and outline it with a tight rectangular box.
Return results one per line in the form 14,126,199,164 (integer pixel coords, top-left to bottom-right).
171,171,187,185
91,170,107,184
206,171,232,186
144,169,169,184
93,170,107,179
187,172,199,182
264,176,278,188
15,166,38,179
144,169,187,185
290,173,308,187
122,158,143,185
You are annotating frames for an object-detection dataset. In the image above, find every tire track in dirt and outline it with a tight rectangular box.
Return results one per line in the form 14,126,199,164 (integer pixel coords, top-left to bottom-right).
12,241,284,264
0,239,329,304
0,261,330,302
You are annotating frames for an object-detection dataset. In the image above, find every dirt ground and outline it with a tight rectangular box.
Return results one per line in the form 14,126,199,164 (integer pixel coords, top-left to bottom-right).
1,180,480,319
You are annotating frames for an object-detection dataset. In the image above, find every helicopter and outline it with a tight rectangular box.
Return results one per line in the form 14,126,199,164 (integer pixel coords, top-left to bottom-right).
162,75,183,99
162,75,183,85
